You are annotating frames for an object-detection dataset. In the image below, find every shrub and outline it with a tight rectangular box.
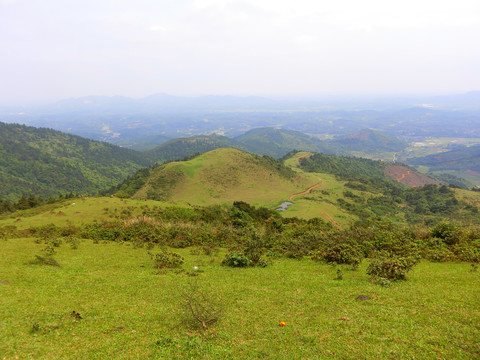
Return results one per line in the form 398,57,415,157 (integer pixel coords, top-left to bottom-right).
425,246,456,262
367,256,418,281
149,250,184,269
243,233,265,265
312,243,362,270
431,222,463,245
222,252,252,267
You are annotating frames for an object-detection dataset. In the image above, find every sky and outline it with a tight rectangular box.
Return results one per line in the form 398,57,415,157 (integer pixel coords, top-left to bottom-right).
1,0,480,103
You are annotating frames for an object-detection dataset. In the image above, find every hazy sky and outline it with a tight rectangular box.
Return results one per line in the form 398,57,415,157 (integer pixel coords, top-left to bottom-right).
1,0,480,103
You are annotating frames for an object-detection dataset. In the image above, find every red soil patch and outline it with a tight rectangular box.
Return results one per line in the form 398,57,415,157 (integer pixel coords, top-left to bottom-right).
384,164,441,188
296,153,311,159
465,169,480,177
344,130,370,141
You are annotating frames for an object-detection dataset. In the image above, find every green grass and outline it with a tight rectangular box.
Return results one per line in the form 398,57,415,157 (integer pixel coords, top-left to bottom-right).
0,197,177,230
1,238,479,359
133,148,316,208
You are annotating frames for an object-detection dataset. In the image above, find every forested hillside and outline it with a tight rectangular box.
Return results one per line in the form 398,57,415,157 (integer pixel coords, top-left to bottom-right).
235,127,343,158
296,152,477,224
0,122,152,200
147,134,247,163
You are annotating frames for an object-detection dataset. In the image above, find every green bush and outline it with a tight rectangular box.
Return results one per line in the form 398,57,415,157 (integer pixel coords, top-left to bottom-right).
149,250,184,269
431,222,463,245
222,252,253,267
425,246,456,262
312,243,362,270
367,256,418,281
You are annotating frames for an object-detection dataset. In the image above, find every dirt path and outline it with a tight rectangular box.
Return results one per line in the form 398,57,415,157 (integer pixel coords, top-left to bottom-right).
296,153,311,159
319,209,342,231
289,183,322,201
288,181,343,230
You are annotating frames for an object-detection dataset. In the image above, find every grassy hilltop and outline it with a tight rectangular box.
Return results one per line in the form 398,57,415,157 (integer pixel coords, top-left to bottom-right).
132,148,317,207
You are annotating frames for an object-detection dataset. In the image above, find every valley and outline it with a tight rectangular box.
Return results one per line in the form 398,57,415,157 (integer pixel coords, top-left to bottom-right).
1,98,480,359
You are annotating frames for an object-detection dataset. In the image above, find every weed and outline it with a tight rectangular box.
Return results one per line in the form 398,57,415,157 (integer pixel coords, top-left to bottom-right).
29,323,41,334
375,277,392,287
49,237,62,247
180,281,223,330
42,244,56,256
65,235,80,249
29,255,61,267
335,268,343,281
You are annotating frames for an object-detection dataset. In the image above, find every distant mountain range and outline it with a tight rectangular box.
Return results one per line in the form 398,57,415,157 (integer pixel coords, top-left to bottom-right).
2,92,480,147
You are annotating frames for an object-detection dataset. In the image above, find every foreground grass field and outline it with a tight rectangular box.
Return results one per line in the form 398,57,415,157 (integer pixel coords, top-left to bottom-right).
1,238,479,359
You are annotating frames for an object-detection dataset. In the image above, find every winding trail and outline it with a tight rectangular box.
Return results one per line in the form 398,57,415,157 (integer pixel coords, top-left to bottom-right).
289,182,322,201
288,180,343,231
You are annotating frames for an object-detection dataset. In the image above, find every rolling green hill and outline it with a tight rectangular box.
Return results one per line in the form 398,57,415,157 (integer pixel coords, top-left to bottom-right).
234,127,342,158
131,148,319,207
113,148,479,227
146,134,247,163
233,127,406,159
0,122,152,200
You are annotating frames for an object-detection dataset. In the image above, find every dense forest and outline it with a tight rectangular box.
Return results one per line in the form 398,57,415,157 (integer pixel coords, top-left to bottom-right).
0,122,152,200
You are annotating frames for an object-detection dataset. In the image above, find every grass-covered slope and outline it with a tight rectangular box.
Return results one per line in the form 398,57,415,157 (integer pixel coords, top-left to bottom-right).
0,122,151,200
1,194,479,359
132,148,316,207
146,134,247,163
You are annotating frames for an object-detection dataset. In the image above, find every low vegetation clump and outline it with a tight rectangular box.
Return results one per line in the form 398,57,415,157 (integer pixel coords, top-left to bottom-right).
149,249,184,269
366,256,419,281
311,243,363,270
28,254,61,267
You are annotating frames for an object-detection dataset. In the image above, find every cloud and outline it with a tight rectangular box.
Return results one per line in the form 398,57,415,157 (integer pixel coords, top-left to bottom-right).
0,0,479,101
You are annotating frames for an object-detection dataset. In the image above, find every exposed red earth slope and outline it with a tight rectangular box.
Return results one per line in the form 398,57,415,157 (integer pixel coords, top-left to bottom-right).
384,164,441,188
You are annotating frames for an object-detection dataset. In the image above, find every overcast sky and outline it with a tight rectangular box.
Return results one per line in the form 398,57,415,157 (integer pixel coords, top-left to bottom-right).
1,0,480,103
